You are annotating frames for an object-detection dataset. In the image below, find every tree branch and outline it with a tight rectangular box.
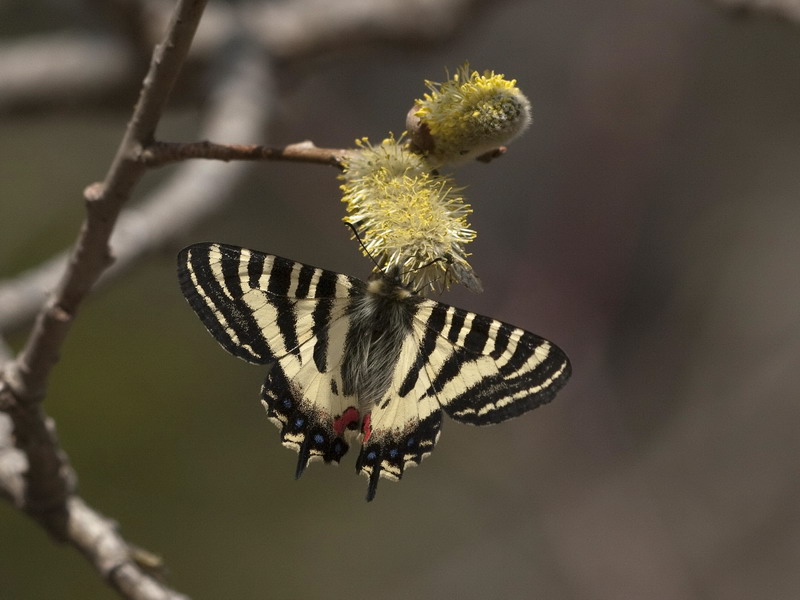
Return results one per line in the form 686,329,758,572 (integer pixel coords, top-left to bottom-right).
0,30,270,600
140,139,353,167
66,497,190,600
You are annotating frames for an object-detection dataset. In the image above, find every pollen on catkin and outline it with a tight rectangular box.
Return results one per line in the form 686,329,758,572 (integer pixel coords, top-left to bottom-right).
408,65,532,168
340,135,481,293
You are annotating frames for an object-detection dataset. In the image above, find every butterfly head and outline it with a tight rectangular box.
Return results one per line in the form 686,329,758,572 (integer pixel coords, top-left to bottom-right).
366,268,415,300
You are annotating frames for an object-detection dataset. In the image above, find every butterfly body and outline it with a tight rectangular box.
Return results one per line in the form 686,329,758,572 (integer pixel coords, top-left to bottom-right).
178,243,570,500
342,272,420,412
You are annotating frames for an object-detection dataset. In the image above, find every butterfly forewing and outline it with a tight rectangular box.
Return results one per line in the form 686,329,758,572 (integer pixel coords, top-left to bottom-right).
411,300,571,424
178,243,571,501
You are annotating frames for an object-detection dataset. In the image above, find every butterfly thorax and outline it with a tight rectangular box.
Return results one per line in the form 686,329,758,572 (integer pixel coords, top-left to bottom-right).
341,274,421,415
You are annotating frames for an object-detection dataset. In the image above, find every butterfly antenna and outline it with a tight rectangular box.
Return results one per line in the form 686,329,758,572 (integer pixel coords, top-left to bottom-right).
404,256,450,294
345,222,383,273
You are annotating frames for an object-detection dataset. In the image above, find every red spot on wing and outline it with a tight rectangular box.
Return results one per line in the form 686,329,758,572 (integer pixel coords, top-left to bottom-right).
333,407,360,436
361,413,372,444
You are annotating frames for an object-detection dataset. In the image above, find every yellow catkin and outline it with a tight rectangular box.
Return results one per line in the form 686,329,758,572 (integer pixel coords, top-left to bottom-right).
340,135,479,293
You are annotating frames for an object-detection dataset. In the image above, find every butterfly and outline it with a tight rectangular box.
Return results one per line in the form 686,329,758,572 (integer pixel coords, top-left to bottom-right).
177,243,571,500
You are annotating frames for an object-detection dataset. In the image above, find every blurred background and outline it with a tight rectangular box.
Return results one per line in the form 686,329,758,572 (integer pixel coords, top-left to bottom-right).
2,0,799,598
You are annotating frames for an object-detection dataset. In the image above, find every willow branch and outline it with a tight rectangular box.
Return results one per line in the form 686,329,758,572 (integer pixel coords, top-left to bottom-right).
66,497,190,600
140,139,353,167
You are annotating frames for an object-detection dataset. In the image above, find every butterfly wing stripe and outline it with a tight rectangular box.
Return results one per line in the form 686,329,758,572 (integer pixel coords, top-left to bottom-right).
265,255,294,295
449,351,570,422
396,302,444,398
446,345,570,424
179,245,274,363
245,247,263,288
453,311,476,347
311,299,334,372
235,248,302,359
181,248,242,346
309,273,360,372
445,307,466,343
294,263,316,298
462,313,491,354
216,246,241,300
496,330,536,374
488,323,513,359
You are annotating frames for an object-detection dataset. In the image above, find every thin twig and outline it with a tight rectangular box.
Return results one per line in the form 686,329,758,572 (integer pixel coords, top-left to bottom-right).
66,497,190,600
140,139,353,167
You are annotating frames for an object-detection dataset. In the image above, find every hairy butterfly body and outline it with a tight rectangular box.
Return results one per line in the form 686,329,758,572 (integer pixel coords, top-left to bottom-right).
178,242,571,500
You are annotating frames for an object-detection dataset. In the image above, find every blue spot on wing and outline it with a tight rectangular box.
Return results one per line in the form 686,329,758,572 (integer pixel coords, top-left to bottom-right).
261,363,352,479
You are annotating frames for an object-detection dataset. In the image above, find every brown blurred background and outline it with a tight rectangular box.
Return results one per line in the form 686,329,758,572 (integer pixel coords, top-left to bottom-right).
1,0,799,598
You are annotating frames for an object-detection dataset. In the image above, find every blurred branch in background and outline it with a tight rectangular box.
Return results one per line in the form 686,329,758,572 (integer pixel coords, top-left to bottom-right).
0,0,488,115
0,39,274,333
711,0,800,22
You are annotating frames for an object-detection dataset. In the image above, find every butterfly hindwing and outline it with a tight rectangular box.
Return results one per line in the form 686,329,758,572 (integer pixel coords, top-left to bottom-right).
261,306,360,476
355,329,444,500
178,243,363,473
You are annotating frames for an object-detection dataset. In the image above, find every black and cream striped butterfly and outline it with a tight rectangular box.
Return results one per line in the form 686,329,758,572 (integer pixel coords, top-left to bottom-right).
178,242,571,501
